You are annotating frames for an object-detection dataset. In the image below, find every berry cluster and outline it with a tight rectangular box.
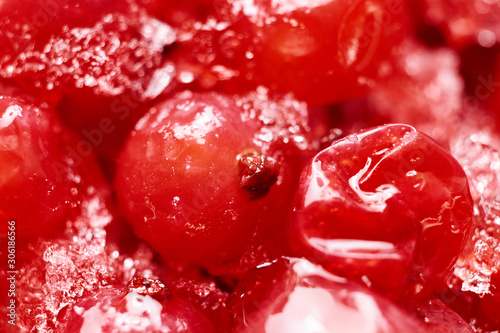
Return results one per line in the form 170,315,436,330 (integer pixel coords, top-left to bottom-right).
1,0,499,332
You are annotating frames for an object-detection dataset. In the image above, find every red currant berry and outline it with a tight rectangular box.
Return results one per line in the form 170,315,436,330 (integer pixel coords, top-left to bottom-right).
0,1,176,171
65,278,216,332
364,42,466,147
347,41,499,150
0,0,128,52
0,82,110,241
289,124,473,298
116,90,316,274
5,222,170,331
227,258,428,332
171,0,411,105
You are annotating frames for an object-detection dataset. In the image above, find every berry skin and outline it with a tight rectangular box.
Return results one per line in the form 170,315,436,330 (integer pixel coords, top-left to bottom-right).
288,124,473,298
171,0,411,106
141,0,216,27
0,82,110,241
0,0,176,173
446,139,500,331
64,278,216,333
227,258,429,333
115,89,316,274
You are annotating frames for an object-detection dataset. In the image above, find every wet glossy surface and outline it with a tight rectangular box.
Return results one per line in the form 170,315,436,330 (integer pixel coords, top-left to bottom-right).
289,124,473,298
115,89,316,275
0,82,110,240
414,0,500,49
410,299,473,332
170,0,411,105
227,258,429,332
0,0,176,172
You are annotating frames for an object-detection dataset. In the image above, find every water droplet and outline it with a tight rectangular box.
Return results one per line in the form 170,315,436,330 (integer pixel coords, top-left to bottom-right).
406,170,417,177
477,29,496,48
179,71,194,84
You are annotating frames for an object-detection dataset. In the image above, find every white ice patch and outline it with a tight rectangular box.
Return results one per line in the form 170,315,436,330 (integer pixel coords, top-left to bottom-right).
271,0,333,14
125,291,163,330
0,105,22,129
79,292,163,333
265,286,387,333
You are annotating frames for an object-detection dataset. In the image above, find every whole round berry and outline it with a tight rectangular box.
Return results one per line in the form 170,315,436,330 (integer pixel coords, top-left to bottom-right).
115,90,316,273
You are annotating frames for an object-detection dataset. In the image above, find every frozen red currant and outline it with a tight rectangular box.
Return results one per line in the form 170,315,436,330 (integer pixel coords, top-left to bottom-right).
0,0,127,54
446,138,500,331
0,0,163,99
115,89,316,274
227,258,429,332
2,214,170,332
171,0,411,105
289,124,473,298
64,277,216,332
0,81,110,241
0,0,177,173
414,0,500,49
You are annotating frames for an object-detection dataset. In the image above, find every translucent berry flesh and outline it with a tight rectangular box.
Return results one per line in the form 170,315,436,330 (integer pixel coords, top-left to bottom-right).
227,258,429,332
289,124,473,298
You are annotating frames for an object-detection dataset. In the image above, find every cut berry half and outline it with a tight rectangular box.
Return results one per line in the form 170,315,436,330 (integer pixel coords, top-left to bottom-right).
115,89,316,274
288,124,473,298
227,258,429,332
